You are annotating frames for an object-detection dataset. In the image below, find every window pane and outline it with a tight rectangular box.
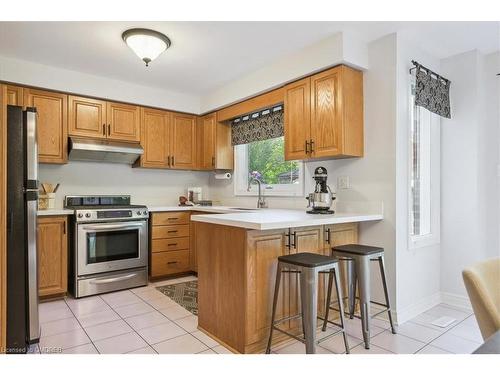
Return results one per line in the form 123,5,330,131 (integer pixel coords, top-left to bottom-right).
247,136,299,185
410,80,432,237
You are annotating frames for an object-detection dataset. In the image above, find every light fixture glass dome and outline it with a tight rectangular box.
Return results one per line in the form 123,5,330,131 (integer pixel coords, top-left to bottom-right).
122,28,171,66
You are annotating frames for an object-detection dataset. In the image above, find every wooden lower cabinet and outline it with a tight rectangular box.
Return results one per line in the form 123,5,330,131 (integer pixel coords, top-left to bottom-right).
151,250,190,277
37,216,68,297
149,212,193,279
196,221,359,353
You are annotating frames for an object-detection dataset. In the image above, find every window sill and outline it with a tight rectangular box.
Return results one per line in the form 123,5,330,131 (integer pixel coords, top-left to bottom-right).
408,234,440,250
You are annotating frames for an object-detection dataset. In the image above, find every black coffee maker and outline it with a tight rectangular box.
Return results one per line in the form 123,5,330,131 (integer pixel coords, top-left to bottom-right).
306,166,335,214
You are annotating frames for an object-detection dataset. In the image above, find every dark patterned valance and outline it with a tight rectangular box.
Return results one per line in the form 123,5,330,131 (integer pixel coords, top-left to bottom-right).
414,62,451,119
231,108,283,145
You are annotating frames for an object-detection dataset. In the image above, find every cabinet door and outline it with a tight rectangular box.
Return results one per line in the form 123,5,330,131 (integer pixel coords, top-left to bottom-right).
284,77,311,161
140,108,170,168
37,216,68,297
246,229,288,346
6,85,23,106
198,113,216,170
170,113,196,169
24,89,68,164
107,102,141,142
68,95,107,139
310,67,343,158
215,119,233,170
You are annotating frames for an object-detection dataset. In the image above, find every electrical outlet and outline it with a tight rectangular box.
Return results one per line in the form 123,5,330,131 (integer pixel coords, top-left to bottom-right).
338,176,351,189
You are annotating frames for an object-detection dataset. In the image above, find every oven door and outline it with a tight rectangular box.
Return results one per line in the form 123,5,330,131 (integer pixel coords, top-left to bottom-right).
77,220,148,276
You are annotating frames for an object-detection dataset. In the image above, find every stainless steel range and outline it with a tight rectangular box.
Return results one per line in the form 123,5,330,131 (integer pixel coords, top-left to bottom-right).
65,195,149,298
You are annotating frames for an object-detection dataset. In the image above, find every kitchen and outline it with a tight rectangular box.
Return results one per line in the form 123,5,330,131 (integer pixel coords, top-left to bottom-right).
0,7,499,374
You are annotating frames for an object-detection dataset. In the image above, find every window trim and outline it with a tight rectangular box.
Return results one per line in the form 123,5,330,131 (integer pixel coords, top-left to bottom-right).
233,141,304,197
408,74,441,250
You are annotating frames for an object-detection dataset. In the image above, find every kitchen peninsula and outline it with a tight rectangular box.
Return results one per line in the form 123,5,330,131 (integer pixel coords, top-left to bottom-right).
192,209,383,353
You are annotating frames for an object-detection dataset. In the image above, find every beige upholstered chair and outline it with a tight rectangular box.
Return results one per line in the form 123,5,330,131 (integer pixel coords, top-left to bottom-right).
462,258,500,341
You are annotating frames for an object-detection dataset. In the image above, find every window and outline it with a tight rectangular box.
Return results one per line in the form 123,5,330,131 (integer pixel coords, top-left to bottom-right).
234,136,303,196
409,74,440,249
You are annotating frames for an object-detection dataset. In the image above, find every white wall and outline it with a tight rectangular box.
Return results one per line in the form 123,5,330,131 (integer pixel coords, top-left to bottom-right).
200,32,369,113
440,50,500,304
393,33,442,321
39,162,211,208
0,55,200,114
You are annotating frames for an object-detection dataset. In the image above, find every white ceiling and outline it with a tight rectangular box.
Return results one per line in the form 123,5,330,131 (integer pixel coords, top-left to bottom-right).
0,21,498,96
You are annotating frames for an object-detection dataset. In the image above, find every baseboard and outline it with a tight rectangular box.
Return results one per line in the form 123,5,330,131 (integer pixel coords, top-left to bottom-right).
440,292,472,311
394,292,441,324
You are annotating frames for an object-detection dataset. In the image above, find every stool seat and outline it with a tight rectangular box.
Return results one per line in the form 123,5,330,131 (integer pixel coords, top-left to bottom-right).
333,244,384,256
278,252,338,268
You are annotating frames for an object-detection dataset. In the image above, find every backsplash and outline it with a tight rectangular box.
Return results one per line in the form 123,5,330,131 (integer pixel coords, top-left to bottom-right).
39,161,211,208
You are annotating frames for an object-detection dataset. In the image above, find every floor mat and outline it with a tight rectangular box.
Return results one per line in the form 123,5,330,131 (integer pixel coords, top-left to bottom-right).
156,280,198,315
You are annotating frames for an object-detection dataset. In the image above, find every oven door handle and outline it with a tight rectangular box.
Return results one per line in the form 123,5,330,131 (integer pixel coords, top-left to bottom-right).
89,273,138,285
81,222,145,231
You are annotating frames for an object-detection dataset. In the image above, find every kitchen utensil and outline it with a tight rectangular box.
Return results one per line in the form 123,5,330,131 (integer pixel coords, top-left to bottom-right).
306,166,335,214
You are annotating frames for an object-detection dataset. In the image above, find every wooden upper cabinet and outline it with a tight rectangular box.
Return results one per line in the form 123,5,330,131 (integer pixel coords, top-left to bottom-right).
68,95,107,139
107,101,140,142
37,216,68,297
215,119,234,170
6,85,23,106
139,108,170,168
284,65,363,161
24,88,68,164
310,68,342,158
198,113,216,170
284,77,311,161
171,113,196,170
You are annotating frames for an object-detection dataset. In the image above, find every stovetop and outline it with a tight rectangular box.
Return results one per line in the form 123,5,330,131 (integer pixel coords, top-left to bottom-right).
65,195,149,222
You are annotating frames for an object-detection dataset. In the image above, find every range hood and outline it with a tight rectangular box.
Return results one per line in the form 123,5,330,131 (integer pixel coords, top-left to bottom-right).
69,138,143,164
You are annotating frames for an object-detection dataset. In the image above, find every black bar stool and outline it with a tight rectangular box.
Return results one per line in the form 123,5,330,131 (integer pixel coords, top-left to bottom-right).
266,252,349,354
326,244,396,349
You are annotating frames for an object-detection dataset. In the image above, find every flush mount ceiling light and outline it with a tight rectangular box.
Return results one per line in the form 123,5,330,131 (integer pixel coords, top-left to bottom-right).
122,28,171,67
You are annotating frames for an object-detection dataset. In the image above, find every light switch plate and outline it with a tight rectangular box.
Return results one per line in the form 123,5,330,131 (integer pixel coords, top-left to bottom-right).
338,176,351,189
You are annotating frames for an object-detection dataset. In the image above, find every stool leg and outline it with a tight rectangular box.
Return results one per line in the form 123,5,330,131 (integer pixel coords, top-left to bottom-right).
347,260,357,319
266,262,283,354
356,256,371,349
333,265,350,354
300,267,318,354
378,255,397,334
321,270,334,332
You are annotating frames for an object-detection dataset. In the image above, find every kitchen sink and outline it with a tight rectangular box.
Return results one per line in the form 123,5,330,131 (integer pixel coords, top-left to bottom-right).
228,207,260,211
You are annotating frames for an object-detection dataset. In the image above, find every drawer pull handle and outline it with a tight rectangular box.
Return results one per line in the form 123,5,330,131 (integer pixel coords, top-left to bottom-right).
167,261,178,265
168,243,177,246
168,217,179,221
167,230,178,233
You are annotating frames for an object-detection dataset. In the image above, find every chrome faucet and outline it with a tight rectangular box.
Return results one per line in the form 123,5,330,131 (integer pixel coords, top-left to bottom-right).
248,176,268,208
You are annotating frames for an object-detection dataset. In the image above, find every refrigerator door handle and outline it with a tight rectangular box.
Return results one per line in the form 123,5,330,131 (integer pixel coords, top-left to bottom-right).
25,108,38,188
26,196,40,343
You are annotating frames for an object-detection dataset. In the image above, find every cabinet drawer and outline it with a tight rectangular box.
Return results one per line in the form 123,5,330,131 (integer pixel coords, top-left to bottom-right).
152,224,189,239
152,212,190,225
152,237,190,253
151,250,190,277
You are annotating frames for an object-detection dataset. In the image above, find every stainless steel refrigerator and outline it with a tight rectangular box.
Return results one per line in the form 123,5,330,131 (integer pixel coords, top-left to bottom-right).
6,105,40,353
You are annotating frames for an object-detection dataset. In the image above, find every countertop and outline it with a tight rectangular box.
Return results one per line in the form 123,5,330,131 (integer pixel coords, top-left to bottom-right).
37,206,384,230
190,209,383,230
37,205,251,216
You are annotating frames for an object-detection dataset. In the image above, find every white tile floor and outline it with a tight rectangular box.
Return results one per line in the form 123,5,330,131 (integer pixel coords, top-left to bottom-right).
32,275,482,354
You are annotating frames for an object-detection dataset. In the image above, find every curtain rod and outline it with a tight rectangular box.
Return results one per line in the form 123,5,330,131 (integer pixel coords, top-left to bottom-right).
409,60,450,84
